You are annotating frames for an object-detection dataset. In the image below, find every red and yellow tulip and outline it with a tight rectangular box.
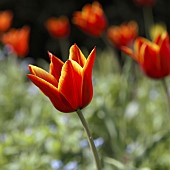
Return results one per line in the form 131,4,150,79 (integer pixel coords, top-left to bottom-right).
122,33,170,79
27,44,96,113
72,1,107,37
0,10,13,33
1,26,30,57
45,16,70,38
107,21,138,49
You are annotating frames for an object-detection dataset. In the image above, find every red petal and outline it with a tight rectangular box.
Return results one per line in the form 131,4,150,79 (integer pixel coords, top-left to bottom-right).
48,52,64,82
155,32,168,45
141,44,163,78
159,36,170,76
134,37,147,61
28,64,58,87
121,46,135,59
154,34,162,45
82,47,96,107
69,44,86,68
27,74,74,113
58,60,83,110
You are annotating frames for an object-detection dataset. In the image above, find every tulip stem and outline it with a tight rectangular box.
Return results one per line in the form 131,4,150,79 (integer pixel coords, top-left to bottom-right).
58,38,69,61
101,32,122,73
76,109,101,170
161,78,170,115
143,7,154,39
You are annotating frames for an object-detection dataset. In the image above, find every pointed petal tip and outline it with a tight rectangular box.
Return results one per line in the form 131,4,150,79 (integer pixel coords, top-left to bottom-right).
71,43,81,51
71,43,78,49
92,46,96,53
48,51,61,63
87,47,96,61
28,64,34,72
69,43,80,56
27,74,34,79
47,51,51,55
89,46,96,58
29,63,35,66
48,51,53,60
26,74,30,77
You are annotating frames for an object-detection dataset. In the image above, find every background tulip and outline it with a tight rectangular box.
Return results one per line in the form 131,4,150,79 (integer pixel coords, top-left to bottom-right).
1,26,30,57
45,16,70,38
72,2,107,37
121,33,170,79
107,21,138,49
0,10,13,33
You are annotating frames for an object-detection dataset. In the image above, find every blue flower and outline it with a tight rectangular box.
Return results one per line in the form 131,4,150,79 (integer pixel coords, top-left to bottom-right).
64,161,78,170
50,160,63,170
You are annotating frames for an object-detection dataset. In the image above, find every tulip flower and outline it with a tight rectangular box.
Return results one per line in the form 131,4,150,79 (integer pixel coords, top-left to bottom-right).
72,1,107,37
133,0,156,7
45,16,70,38
28,44,101,170
27,44,96,113
1,26,30,57
107,21,138,49
0,10,13,33
121,32,170,79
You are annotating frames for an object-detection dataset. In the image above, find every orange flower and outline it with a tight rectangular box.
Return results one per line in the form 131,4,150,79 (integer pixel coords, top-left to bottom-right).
27,44,96,113
45,16,70,38
121,33,170,79
133,0,155,7
0,10,13,33
72,1,107,37
107,21,138,49
1,26,30,57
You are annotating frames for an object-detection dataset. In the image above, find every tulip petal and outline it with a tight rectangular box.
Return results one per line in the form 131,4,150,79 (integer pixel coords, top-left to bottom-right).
49,52,64,82
134,37,148,62
27,74,74,113
82,47,96,107
121,46,135,59
159,35,170,75
69,44,86,67
154,32,168,45
154,34,162,45
58,60,83,110
28,65,58,87
141,44,162,78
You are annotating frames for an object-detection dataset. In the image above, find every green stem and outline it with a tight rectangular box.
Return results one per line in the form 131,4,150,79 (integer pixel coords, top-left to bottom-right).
58,38,69,61
143,7,154,39
161,78,170,115
76,109,101,170
100,32,122,73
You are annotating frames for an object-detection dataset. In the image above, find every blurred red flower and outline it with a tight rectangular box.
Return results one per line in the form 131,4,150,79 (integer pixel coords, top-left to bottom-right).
27,44,96,113
0,10,13,33
121,33,170,79
1,26,30,57
134,0,156,7
72,1,107,37
45,16,70,38
107,21,138,49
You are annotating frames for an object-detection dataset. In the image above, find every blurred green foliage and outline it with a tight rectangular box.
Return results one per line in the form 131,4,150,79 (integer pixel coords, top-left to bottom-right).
0,49,170,170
